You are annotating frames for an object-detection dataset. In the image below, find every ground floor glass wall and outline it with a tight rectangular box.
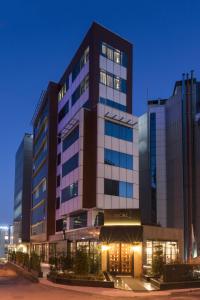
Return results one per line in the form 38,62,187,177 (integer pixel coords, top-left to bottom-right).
143,240,178,268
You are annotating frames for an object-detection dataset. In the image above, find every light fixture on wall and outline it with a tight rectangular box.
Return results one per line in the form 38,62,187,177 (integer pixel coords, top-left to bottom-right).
131,243,141,252
101,244,110,251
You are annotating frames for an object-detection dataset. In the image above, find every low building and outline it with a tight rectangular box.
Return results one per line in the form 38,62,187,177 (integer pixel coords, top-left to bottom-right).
0,225,9,259
13,133,33,252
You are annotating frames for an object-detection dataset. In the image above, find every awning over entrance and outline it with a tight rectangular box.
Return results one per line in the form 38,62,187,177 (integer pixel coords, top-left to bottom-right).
99,225,143,243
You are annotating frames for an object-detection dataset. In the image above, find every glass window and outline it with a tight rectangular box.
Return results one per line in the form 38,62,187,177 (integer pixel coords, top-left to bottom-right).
121,79,127,93
62,153,79,177
72,47,89,82
63,126,79,152
70,212,87,229
105,120,133,142
106,74,113,88
72,75,89,106
100,42,127,67
31,203,46,225
101,43,106,56
114,50,121,64
56,219,63,232
99,97,127,112
104,178,133,198
61,182,78,203
104,148,133,170
119,181,127,197
114,77,120,90
100,70,106,85
99,69,127,94
42,180,46,192
121,52,128,67
126,183,133,198
58,102,69,123
107,47,113,61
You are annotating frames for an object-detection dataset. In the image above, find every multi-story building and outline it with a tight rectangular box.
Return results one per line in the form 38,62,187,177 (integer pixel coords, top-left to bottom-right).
139,73,200,261
139,99,167,227
50,22,139,272
0,225,9,259
44,22,183,276
166,73,200,260
27,22,183,277
31,82,59,259
13,133,33,250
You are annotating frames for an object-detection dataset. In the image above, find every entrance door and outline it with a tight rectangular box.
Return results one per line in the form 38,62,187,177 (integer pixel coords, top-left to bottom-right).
108,243,133,275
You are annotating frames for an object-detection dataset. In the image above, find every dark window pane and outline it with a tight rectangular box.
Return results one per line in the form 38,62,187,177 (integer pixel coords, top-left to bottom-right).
70,212,87,229
104,178,133,198
58,102,69,123
56,219,63,232
61,182,78,203
63,126,79,152
105,120,133,142
62,153,79,177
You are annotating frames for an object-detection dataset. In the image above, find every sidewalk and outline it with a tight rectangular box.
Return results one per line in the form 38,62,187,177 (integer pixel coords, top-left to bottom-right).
40,278,200,297
39,278,173,297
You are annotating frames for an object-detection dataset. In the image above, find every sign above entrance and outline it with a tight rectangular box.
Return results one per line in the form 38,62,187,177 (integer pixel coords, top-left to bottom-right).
104,209,141,226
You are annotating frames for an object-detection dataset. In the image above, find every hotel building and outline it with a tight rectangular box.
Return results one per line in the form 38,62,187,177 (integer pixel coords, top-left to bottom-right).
47,23,182,276
29,23,183,276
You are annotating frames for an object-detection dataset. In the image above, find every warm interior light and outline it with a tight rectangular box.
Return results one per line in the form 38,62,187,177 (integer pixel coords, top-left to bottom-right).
101,244,110,251
131,244,141,252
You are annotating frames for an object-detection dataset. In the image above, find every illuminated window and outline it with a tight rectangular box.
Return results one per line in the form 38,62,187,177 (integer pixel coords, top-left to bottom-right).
106,73,113,88
100,42,128,67
100,70,106,85
107,47,113,61
114,50,120,64
114,77,120,90
100,69,127,94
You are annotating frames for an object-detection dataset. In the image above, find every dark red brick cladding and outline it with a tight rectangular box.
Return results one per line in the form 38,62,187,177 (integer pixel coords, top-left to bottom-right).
46,82,60,239
82,109,97,208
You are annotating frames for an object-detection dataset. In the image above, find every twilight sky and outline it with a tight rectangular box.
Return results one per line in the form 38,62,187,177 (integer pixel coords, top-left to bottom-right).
0,0,200,224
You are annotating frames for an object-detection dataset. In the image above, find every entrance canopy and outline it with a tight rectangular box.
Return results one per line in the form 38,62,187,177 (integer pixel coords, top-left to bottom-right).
99,225,143,243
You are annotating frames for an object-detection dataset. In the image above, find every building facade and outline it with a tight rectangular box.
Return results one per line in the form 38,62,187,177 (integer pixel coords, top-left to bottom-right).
166,74,200,260
27,23,183,276
0,225,9,259
13,133,33,249
31,82,59,259
139,73,200,261
139,99,167,227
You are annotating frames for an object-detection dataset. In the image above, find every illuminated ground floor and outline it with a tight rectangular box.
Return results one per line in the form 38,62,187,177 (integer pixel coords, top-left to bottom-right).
31,224,182,278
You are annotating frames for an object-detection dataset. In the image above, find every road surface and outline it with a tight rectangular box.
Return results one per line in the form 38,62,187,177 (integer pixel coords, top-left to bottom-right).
1,264,200,299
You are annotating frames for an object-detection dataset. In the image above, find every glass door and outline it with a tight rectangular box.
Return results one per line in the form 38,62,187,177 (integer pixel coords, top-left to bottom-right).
108,243,120,273
108,243,133,275
121,243,132,274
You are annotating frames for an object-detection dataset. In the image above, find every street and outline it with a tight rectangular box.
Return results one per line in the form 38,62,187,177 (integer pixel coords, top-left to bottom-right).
1,266,200,300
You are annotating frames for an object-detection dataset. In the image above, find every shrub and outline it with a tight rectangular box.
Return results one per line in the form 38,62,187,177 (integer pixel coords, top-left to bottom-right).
89,255,101,274
74,249,89,275
30,252,41,273
23,253,30,269
59,254,73,271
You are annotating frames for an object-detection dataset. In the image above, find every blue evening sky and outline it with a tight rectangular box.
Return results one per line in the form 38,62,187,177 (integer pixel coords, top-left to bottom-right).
0,0,200,224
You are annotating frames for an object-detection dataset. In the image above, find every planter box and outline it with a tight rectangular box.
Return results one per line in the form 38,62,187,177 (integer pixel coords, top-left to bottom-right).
150,278,200,290
47,275,114,288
